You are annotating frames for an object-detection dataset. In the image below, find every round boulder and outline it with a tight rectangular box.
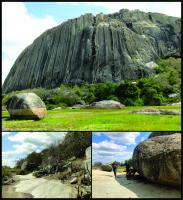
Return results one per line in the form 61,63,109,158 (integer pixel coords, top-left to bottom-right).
90,100,124,109
132,133,181,187
7,93,47,120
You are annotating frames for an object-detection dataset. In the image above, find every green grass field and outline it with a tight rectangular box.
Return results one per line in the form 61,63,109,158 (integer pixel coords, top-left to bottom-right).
2,106,181,131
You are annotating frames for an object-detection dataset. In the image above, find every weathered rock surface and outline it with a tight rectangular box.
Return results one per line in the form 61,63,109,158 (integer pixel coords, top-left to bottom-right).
132,108,180,115
7,93,47,120
90,100,124,109
132,133,181,187
148,132,178,138
85,146,91,173
171,102,181,106
3,9,181,93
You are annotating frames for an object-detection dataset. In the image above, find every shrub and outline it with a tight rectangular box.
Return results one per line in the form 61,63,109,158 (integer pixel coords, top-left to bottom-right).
93,162,102,167
100,164,112,172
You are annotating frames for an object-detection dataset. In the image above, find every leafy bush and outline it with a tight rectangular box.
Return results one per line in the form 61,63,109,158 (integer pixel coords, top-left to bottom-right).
2,166,12,179
100,164,112,172
93,162,102,167
2,57,180,107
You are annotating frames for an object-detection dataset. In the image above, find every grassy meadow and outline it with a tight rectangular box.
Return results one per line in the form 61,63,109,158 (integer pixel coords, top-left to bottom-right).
2,106,181,131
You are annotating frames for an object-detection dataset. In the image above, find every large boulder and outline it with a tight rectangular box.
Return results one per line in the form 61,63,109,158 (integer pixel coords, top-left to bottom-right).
7,93,47,120
132,133,181,187
90,100,124,109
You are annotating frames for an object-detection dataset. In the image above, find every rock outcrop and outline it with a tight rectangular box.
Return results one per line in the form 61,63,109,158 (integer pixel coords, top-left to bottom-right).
148,132,178,138
90,100,124,109
132,108,180,115
7,93,47,120
85,146,91,173
132,133,181,187
3,9,181,93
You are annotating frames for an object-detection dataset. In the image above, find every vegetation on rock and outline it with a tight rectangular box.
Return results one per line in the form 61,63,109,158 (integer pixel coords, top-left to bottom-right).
2,58,181,108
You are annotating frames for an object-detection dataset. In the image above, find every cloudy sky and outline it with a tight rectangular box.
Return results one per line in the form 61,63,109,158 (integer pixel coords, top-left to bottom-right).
92,132,151,164
2,2,181,84
2,132,67,167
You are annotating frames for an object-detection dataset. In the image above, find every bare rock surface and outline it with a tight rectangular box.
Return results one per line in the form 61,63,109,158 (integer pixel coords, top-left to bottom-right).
90,100,124,109
3,9,181,93
7,93,47,120
132,133,181,187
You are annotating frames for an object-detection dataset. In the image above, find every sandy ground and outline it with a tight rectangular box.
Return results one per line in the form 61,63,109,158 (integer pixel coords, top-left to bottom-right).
92,170,181,198
2,173,77,198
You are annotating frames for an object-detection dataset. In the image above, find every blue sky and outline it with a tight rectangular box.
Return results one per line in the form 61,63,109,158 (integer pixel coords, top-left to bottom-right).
92,132,151,164
2,2,181,84
2,132,66,167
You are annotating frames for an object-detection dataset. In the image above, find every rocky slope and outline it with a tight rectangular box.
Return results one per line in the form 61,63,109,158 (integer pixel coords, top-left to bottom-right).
3,9,181,93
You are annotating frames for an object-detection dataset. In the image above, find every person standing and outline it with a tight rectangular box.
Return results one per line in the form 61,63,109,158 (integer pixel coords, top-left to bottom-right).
112,162,118,178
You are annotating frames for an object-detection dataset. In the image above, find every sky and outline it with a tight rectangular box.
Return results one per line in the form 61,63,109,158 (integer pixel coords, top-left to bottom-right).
92,132,151,164
2,132,67,167
2,2,181,84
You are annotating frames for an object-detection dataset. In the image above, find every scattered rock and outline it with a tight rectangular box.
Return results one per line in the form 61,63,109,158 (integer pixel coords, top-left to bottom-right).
159,110,180,115
3,178,14,185
71,104,86,109
90,100,125,109
7,93,47,120
132,133,181,187
132,108,180,115
170,102,181,106
70,177,77,184
52,107,62,110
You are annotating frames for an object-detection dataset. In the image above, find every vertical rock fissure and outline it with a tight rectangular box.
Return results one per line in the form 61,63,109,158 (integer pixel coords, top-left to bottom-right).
91,16,96,83
109,27,115,81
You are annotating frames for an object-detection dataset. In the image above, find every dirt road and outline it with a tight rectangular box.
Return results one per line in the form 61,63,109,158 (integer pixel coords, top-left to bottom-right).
92,170,181,198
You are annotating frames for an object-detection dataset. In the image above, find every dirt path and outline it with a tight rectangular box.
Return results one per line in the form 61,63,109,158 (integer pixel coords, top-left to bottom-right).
92,170,181,198
2,173,77,198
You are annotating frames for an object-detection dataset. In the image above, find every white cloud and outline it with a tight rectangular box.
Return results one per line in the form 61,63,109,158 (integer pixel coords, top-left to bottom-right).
92,140,132,164
94,132,140,145
92,140,127,152
2,132,66,167
59,2,181,17
2,132,11,136
2,2,58,84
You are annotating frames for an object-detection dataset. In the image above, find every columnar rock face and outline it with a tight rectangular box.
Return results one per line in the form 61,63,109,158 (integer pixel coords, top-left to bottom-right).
3,9,181,93
7,93,47,119
132,133,181,187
